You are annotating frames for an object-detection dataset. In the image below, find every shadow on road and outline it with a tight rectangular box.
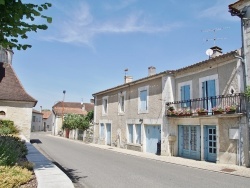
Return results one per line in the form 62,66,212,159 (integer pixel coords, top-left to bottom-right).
30,139,42,144
53,161,87,185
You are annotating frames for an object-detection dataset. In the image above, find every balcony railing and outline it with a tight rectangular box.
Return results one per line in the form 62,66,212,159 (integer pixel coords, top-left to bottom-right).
166,93,247,116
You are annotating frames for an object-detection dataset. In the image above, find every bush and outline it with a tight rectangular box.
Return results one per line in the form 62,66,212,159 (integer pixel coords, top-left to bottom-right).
0,120,19,135
0,166,32,188
17,161,34,171
0,135,27,166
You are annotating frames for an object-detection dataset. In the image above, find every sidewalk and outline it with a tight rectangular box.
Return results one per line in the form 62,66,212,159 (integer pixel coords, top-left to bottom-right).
21,135,74,188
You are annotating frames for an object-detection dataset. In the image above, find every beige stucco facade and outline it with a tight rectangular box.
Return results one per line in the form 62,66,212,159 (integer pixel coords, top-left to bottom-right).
94,76,165,152
0,101,34,140
166,115,247,165
93,49,250,166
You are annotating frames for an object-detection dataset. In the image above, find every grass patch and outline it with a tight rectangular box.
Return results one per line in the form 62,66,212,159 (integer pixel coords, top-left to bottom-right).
0,166,32,188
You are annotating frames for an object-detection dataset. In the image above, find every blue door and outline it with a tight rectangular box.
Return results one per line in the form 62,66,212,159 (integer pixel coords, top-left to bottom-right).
204,126,217,162
146,125,161,154
202,80,216,113
178,125,201,160
106,123,111,146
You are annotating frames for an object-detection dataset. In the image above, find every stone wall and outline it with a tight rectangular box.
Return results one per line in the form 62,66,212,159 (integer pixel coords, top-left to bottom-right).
0,101,34,140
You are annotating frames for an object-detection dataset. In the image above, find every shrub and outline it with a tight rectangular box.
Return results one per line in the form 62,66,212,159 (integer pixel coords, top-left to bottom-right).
0,135,27,166
0,120,19,135
0,166,32,188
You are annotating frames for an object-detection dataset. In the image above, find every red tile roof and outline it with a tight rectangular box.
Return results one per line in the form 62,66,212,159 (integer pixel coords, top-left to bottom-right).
32,109,43,114
42,110,52,119
52,102,94,116
0,63,37,105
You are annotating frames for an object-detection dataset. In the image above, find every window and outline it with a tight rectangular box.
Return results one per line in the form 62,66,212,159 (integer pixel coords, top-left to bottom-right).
127,124,141,144
100,123,105,138
32,116,35,122
138,86,149,113
178,81,192,108
102,96,108,115
199,74,218,111
128,124,133,143
118,91,126,114
0,111,6,115
181,85,190,107
135,124,141,144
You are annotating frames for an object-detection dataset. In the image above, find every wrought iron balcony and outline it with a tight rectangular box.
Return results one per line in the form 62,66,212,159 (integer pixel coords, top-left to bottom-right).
166,93,247,116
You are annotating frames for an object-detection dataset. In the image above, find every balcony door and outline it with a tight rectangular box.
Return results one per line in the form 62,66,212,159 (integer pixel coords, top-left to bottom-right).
202,80,216,112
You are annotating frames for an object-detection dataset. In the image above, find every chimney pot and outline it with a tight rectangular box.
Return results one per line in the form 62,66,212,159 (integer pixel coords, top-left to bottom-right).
148,66,156,76
210,46,223,58
124,76,133,83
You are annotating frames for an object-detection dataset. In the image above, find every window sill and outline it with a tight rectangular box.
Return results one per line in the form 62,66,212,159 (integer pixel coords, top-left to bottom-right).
138,111,148,114
118,112,125,116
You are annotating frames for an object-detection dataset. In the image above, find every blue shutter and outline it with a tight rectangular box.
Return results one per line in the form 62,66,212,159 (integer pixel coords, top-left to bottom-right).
140,90,147,111
202,81,207,98
181,85,190,107
100,124,104,138
181,86,185,101
207,80,216,107
135,124,141,144
128,124,133,143
185,85,190,107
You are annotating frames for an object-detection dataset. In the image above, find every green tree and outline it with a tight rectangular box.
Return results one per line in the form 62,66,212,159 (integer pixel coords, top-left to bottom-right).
0,0,52,50
62,112,94,131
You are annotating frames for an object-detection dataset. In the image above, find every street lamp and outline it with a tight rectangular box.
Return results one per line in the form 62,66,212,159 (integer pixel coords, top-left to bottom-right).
62,90,66,125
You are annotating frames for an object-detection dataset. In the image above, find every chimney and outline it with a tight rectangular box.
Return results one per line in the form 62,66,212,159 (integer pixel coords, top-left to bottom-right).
124,76,133,84
148,66,156,76
210,46,222,58
82,104,85,110
90,99,94,103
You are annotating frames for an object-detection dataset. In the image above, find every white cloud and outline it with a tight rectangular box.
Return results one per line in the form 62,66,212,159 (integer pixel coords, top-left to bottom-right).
199,0,238,21
44,2,181,47
104,0,138,11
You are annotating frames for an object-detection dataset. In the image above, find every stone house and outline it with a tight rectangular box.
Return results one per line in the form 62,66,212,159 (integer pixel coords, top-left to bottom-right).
42,110,53,131
31,109,43,132
0,47,37,140
52,101,94,138
92,47,250,166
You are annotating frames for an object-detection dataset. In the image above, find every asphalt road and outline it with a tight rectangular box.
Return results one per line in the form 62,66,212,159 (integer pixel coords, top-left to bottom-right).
31,132,250,188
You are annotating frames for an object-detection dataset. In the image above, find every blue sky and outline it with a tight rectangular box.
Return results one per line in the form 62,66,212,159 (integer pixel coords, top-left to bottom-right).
13,0,240,110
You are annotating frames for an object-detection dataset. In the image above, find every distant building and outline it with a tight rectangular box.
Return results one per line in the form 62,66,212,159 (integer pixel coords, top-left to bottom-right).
52,102,94,135
31,109,43,132
0,47,37,140
42,110,53,131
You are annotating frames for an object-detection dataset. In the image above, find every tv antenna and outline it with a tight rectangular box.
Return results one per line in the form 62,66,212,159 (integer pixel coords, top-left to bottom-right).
201,27,229,45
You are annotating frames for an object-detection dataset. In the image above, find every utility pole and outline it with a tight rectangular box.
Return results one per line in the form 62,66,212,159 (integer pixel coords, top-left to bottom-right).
62,90,66,129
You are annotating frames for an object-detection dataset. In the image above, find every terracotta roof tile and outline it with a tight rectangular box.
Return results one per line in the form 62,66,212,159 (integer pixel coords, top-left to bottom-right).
0,63,37,105
52,102,94,116
42,110,52,119
32,109,42,114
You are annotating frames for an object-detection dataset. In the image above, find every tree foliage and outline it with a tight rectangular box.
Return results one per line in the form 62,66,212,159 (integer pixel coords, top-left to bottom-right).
62,111,94,131
0,0,52,50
